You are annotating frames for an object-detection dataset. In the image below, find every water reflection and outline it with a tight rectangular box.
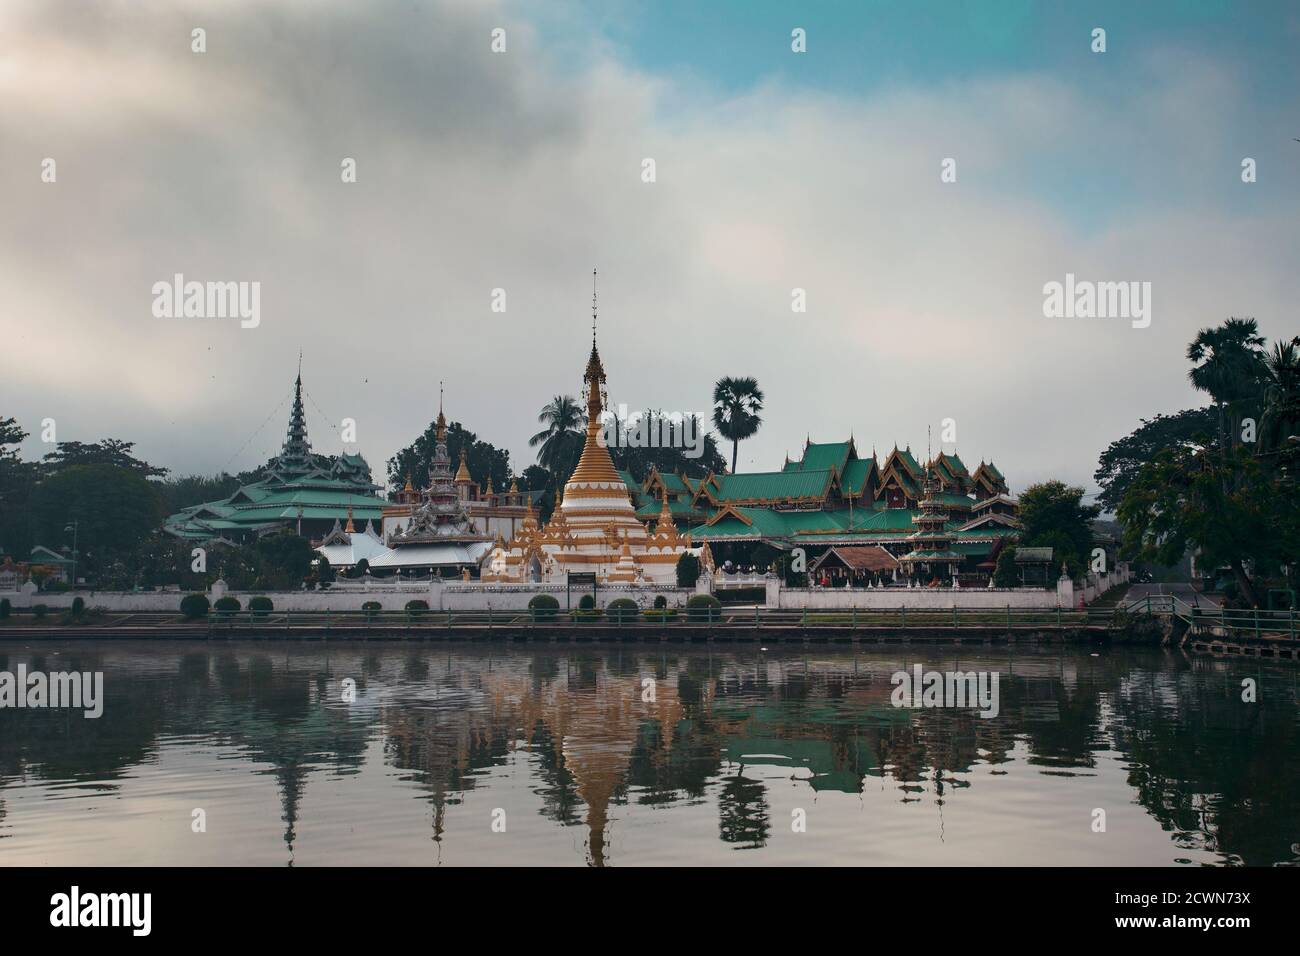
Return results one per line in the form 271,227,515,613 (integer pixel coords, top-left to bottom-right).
0,642,1297,866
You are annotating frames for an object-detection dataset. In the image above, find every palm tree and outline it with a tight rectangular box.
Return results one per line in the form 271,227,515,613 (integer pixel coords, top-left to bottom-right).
712,376,765,474
1259,336,1300,460
1186,317,1266,450
530,395,585,481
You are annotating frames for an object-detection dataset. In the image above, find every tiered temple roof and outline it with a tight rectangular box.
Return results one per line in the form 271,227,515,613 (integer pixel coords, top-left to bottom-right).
690,434,1019,569
164,370,389,542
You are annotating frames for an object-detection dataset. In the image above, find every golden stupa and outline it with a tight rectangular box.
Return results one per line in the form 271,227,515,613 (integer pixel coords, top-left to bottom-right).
482,288,689,584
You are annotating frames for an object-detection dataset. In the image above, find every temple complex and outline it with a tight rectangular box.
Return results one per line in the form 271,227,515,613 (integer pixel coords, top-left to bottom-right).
164,370,389,543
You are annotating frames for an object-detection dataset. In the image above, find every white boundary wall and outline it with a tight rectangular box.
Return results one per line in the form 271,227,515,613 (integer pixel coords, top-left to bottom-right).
0,580,693,613
767,565,1131,610
0,566,1129,614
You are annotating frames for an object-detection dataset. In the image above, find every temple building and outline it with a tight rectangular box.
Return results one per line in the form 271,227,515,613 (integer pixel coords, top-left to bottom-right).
366,400,495,575
164,370,390,543
482,312,695,585
689,436,1020,578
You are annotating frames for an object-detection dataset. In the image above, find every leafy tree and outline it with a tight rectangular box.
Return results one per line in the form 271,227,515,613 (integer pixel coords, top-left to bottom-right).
156,473,242,515
1094,407,1217,513
40,438,168,477
676,551,701,588
1118,444,1288,607
712,377,764,474
0,417,35,557
1017,481,1100,577
254,531,315,589
529,395,585,484
387,421,511,494
992,546,1019,587
29,464,163,577
1186,317,1267,453
1258,335,1300,469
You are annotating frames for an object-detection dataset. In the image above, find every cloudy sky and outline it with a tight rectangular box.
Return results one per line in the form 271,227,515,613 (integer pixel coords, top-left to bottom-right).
3,0,1298,499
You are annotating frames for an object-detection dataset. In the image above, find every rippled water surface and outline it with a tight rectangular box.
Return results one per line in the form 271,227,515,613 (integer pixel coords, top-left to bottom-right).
1,641,1297,866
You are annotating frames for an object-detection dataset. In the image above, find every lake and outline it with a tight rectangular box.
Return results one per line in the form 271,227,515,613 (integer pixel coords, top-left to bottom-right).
1,640,1297,866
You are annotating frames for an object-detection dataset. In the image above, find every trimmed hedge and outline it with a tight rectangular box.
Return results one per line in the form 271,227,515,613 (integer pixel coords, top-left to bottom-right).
249,596,273,618
213,596,241,618
528,594,560,621
70,596,86,618
0,597,10,619
361,600,381,622
572,593,602,621
686,594,723,623
642,607,678,622
180,593,210,619
405,599,429,619
607,598,639,623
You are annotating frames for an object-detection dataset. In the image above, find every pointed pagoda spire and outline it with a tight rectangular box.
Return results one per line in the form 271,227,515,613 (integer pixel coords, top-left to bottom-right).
280,364,311,462
436,381,447,443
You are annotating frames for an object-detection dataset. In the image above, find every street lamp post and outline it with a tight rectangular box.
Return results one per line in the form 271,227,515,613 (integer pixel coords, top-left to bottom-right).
64,520,79,588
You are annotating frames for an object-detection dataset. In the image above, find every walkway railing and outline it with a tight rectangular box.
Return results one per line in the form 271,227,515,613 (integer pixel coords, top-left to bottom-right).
191,605,1129,631
1119,594,1298,642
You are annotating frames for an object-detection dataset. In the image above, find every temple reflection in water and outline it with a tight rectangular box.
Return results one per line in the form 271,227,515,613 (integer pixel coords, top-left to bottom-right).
1,643,1298,867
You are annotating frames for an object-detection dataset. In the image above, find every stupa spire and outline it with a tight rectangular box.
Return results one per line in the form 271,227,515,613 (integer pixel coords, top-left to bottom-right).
281,364,311,461
435,381,447,443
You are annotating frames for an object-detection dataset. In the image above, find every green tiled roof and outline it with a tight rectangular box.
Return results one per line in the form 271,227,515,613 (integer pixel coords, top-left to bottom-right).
635,499,702,520
789,440,853,475
708,469,833,503
893,448,922,476
652,472,691,494
939,452,968,476
840,458,875,495
935,492,974,508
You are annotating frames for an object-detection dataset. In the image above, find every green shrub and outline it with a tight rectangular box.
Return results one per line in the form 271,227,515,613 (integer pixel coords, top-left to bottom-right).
653,595,667,609
70,596,86,617
1,597,12,619
676,552,701,588
180,593,210,619
213,596,241,618
572,594,602,621
686,594,722,623
248,596,273,618
642,607,678,622
528,594,560,621
607,598,639,623
33,603,49,619
405,599,429,619
361,600,381,622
